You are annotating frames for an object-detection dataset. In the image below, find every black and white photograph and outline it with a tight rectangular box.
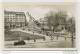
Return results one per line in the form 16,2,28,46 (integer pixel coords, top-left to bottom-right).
4,2,76,48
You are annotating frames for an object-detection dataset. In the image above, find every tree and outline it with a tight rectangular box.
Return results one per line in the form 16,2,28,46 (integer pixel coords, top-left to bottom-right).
67,17,75,33
66,17,75,47
46,11,67,32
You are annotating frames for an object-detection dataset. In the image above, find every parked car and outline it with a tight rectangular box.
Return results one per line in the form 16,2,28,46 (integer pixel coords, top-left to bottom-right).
14,40,26,46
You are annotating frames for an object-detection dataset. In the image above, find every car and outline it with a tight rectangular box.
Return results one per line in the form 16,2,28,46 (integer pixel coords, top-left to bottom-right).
14,40,26,46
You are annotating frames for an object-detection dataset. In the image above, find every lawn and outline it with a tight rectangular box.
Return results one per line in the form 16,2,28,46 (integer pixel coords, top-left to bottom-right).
5,30,45,41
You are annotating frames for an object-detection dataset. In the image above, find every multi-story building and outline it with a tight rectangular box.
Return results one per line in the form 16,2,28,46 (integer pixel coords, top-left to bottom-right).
4,10,27,29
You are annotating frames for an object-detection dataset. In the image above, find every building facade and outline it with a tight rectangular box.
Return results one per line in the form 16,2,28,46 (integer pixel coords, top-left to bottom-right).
4,10,27,29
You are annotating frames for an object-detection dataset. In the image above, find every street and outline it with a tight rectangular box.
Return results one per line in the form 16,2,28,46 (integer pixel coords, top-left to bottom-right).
5,36,74,48
5,28,75,48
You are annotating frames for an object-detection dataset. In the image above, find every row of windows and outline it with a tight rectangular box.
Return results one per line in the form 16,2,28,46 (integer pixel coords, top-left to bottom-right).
5,16,25,18
5,19,25,21
4,14,15,17
5,17,25,21
5,23,25,27
5,17,25,19
5,19,25,22
5,14,25,17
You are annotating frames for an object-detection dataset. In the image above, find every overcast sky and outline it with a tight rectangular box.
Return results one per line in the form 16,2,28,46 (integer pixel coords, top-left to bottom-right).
3,2,75,22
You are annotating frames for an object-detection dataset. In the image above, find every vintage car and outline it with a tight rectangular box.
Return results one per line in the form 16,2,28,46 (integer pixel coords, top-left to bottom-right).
14,40,26,46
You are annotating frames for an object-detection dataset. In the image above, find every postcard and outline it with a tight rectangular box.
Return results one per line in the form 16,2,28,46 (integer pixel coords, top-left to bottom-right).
2,2,77,51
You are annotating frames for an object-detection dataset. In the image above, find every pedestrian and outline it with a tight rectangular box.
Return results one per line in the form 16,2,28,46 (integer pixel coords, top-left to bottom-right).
43,36,45,41
27,37,30,41
34,39,36,42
